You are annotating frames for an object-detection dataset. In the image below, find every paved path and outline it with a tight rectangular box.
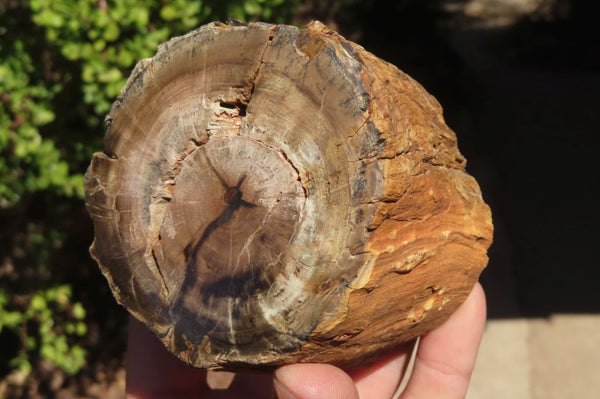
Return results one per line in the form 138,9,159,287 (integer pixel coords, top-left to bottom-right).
469,315,600,398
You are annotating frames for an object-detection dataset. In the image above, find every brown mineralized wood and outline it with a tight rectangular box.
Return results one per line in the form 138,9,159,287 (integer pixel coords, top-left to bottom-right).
84,20,493,370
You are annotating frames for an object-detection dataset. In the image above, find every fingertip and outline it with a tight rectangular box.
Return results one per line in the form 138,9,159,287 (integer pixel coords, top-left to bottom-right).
274,363,359,399
468,282,487,326
400,283,487,399
273,377,296,399
350,347,413,399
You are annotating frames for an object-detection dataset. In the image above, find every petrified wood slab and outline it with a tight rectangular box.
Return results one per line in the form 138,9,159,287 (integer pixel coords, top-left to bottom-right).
84,20,493,370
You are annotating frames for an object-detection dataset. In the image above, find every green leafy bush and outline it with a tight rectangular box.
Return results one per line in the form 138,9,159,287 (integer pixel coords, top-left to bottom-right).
1,0,300,206
0,286,87,376
0,33,82,206
0,0,300,382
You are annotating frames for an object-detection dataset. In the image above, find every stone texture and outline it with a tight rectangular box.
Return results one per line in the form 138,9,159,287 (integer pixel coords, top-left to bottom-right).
84,20,492,370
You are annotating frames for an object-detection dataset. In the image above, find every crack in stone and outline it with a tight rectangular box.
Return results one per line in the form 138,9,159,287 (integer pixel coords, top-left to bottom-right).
151,247,169,297
148,138,205,301
242,27,275,107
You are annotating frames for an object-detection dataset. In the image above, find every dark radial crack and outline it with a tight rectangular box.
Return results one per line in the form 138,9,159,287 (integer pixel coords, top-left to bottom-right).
184,156,257,265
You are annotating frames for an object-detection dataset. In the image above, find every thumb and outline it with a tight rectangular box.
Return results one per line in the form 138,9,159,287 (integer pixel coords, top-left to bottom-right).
274,364,359,399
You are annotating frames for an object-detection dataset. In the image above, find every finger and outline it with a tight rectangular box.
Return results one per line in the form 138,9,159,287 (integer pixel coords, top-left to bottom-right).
226,370,274,397
206,371,236,390
126,316,208,398
349,343,414,399
274,363,360,399
400,282,487,399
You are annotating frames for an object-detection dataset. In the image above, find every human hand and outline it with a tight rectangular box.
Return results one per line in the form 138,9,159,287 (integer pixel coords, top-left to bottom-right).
126,283,486,399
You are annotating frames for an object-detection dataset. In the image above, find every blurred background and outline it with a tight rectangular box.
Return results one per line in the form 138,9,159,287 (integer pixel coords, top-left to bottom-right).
1,0,598,397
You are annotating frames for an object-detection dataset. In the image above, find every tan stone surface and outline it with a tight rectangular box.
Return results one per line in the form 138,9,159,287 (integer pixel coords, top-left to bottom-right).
467,319,530,399
529,315,600,399
468,315,600,399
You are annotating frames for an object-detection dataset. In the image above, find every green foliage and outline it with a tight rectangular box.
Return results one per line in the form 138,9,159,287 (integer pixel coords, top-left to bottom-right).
0,0,300,383
0,285,87,375
0,36,82,206
27,0,300,118
1,0,301,207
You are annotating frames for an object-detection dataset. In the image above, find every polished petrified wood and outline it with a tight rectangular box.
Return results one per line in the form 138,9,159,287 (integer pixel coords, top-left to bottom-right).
84,20,493,370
